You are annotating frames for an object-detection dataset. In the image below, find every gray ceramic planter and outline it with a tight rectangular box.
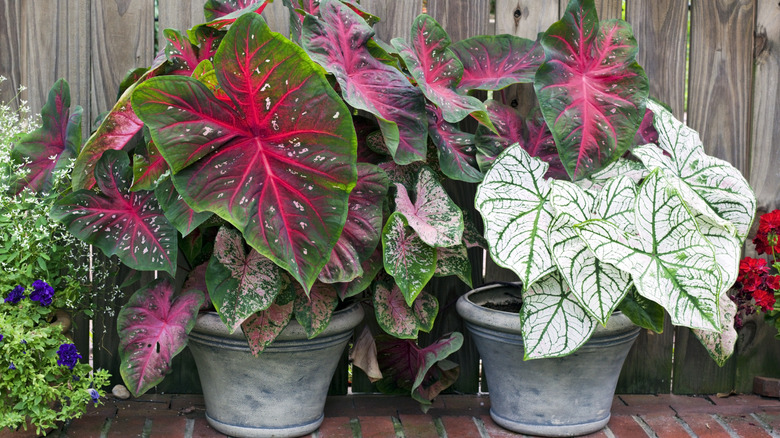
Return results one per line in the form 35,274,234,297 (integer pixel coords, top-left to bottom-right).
457,284,640,437
188,303,364,438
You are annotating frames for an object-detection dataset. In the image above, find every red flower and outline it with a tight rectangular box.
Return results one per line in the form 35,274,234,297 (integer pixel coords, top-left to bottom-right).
738,257,770,292
754,210,780,255
752,289,776,312
768,275,780,291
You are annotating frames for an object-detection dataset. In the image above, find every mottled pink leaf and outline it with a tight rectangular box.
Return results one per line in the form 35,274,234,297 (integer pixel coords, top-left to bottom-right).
451,34,543,92
133,13,357,292
382,213,437,305
435,244,472,287
373,281,437,339
51,150,178,275
131,141,169,191
319,164,389,283
241,301,294,355
394,166,463,247
426,104,482,183
375,332,463,405
462,215,488,249
117,278,204,397
301,0,428,165
534,0,648,180
294,281,339,338
183,262,211,310
11,79,80,195
392,15,493,130
206,226,282,332
155,178,213,236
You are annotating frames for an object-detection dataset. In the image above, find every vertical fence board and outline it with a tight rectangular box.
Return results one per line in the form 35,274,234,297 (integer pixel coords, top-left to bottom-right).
361,0,422,42
559,0,621,19
0,1,22,107
157,1,204,40
615,0,689,394
261,0,290,37
673,0,755,395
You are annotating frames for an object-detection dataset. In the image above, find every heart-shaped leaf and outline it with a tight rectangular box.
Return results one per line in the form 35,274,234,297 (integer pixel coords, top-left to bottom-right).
575,157,648,191
117,278,204,397
319,164,389,283
294,281,339,339
475,145,555,289
131,141,169,192
204,0,267,21
576,169,722,331
195,0,269,32
695,214,740,297
163,27,224,76
451,34,543,92
534,0,649,180
301,0,428,165
183,262,211,310
394,167,463,248
51,150,178,275
10,79,80,195
520,271,598,359
334,248,384,300
375,332,463,406
206,226,282,332
426,104,482,183
133,13,357,293
373,281,438,339
434,244,472,288
241,300,295,355
692,293,738,366
618,288,665,333
382,212,437,305
392,15,493,130
154,178,213,236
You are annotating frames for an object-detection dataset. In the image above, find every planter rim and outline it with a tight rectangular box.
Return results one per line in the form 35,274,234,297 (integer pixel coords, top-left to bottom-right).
193,301,364,341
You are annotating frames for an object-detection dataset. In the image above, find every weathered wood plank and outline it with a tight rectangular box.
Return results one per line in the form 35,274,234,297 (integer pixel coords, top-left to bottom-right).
0,1,21,108
261,0,290,37
558,0,622,19
735,313,780,392
360,0,422,42
157,1,204,40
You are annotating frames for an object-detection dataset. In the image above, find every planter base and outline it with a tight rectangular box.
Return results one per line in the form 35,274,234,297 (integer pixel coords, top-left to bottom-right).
205,412,324,438
490,409,609,437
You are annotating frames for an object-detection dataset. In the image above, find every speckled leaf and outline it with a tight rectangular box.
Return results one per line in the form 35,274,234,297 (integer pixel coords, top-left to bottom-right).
394,167,463,247
373,281,438,339
392,15,493,130
451,34,543,91
117,278,204,397
133,13,357,293
521,271,598,359
534,0,649,180
695,214,740,296
154,178,212,237
195,0,268,32
426,104,482,183
206,226,281,332
641,100,756,240
183,262,211,310
294,281,339,339
163,28,223,76
575,170,722,331
10,79,80,195
204,0,267,20
301,0,428,165
434,244,471,288
51,150,178,275
240,301,294,355
693,293,738,366
462,215,488,249
319,164,389,283
131,141,169,192
382,212,437,305
376,332,462,406
335,248,383,299
475,145,555,289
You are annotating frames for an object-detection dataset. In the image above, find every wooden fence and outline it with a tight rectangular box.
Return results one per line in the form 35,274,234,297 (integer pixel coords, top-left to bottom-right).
1,0,779,396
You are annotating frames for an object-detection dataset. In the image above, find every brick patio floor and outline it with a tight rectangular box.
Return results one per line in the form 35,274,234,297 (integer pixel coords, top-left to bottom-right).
3,393,780,437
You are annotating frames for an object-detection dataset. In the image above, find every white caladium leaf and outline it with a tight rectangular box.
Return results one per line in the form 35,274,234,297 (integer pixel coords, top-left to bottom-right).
382,212,437,306
575,170,722,331
693,293,738,366
520,272,598,359
434,244,472,288
475,144,555,289
394,166,463,247
594,175,638,232
576,158,648,191
695,214,741,296
549,180,594,223
645,100,756,239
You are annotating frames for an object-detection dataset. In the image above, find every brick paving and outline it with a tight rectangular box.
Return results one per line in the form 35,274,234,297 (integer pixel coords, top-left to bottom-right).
2,394,780,437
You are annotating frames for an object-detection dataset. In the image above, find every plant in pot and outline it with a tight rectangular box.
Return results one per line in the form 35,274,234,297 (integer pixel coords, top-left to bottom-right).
455,0,756,436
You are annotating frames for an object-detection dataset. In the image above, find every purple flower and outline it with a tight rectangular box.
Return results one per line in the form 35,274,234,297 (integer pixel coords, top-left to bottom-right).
0,333,3,342
56,343,82,370
88,388,99,405
8,363,15,370
4,285,25,304
29,280,54,307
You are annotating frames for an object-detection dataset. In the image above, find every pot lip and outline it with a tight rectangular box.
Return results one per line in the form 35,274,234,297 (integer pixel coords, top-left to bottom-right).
193,301,365,341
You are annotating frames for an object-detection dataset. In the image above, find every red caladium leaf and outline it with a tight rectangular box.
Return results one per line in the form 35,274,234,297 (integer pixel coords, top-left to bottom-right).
51,150,178,275
241,300,295,355
117,278,204,397
426,104,482,184
373,281,438,339
10,79,81,195
204,0,267,21
534,0,648,180
375,332,463,405
206,226,282,332
451,34,544,92
392,15,494,130
382,213,437,305
163,27,224,76
183,262,211,310
132,13,357,293
319,163,389,283
294,281,339,339
131,141,169,191
634,108,659,146
155,178,213,236
335,248,383,299
301,0,428,165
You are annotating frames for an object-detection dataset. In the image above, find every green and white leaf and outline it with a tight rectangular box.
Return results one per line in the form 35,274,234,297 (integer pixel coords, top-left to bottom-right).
645,100,756,240
695,214,741,296
576,158,648,191
475,144,555,289
575,170,722,331
382,212,437,306
520,271,598,359
693,293,738,366
549,180,594,223
434,244,472,288
593,175,638,232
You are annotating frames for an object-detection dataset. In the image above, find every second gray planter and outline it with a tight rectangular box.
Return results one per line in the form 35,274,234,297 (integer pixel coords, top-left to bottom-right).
457,284,640,437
